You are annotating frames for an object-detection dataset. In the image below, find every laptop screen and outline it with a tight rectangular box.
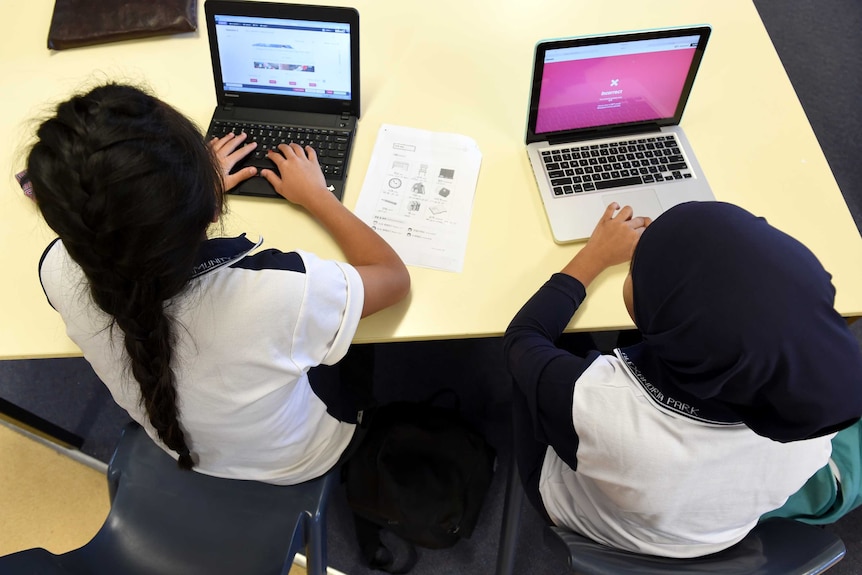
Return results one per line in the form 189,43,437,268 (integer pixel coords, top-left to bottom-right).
213,14,353,102
526,27,710,142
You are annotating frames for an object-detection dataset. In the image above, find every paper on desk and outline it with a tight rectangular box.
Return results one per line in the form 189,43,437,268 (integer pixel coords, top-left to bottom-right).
354,124,482,272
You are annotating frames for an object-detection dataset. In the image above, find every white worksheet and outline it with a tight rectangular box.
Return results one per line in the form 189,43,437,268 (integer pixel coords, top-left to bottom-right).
354,124,482,272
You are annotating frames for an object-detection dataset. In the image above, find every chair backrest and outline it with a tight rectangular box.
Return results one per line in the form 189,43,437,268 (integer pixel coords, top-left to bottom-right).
58,423,335,575
544,516,845,575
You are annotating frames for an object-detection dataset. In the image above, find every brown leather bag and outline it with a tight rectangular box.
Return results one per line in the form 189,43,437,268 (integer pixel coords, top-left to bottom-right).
47,0,197,50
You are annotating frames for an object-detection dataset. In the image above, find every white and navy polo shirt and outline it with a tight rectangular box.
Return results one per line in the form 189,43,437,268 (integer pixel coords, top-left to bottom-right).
540,349,833,558
505,273,834,558
39,234,364,485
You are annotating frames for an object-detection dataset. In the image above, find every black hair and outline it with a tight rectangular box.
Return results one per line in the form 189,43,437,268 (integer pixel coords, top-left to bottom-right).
27,83,225,469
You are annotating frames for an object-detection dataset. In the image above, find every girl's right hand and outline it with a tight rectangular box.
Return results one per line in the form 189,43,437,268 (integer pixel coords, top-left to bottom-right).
561,203,650,287
260,143,331,209
583,203,651,268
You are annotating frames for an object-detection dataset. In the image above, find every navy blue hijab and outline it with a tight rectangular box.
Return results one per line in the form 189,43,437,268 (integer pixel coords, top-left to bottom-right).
626,201,862,442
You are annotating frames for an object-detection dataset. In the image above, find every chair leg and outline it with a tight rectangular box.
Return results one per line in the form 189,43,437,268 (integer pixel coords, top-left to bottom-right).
305,512,327,575
305,471,338,575
495,457,524,575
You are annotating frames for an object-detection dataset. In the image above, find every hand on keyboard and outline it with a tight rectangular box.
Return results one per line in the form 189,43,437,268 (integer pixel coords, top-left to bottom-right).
261,143,329,207
207,121,350,180
208,132,258,192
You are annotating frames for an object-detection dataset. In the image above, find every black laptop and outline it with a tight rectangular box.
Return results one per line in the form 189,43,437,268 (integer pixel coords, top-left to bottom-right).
204,1,360,201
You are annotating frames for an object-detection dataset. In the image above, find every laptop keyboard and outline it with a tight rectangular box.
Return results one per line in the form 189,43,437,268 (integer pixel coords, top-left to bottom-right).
207,120,351,179
541,134,692,197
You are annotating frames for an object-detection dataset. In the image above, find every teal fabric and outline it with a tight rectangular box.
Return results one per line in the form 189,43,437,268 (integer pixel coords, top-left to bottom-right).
762,418,862,524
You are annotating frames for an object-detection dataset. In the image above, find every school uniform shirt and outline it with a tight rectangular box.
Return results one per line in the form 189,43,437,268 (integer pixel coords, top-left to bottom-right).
504,273,834,559
38,234,364,485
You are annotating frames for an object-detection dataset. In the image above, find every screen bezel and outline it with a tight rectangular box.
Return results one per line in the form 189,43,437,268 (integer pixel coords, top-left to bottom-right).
204,0,360,117
525,26,711,144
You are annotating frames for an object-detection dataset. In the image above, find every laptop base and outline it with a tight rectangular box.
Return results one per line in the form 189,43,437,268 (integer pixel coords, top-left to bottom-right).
227,175,345,202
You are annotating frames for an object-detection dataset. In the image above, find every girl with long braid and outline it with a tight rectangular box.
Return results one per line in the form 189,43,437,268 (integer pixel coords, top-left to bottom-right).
29,83,409,481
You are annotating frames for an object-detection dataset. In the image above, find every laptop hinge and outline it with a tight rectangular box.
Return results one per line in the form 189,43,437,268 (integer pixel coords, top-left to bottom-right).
340,111,351,120
546,123,662,146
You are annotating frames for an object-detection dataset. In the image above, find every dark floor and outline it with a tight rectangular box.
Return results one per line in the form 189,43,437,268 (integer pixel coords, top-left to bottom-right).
3,1,862,573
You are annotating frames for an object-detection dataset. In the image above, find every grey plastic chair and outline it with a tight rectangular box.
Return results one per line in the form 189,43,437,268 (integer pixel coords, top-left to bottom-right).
496,455,846,575
0,422,338,575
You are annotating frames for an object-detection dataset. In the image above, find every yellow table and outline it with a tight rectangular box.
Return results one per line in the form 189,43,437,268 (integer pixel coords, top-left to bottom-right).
3,0,861,359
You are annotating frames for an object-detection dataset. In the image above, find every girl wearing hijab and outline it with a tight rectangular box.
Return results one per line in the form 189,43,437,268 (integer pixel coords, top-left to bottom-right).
503,200,862,558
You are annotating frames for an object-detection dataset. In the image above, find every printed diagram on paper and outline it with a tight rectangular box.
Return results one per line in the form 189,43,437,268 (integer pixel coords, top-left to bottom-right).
354,124,482,272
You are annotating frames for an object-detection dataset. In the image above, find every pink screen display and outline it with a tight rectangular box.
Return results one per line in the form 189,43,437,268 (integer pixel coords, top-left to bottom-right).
535,48,696,134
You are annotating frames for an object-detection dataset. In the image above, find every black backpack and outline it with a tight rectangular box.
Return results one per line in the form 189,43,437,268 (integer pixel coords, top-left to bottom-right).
342,394,496,573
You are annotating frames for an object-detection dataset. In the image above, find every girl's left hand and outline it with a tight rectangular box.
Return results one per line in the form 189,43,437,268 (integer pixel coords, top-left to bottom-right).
209,132,258,191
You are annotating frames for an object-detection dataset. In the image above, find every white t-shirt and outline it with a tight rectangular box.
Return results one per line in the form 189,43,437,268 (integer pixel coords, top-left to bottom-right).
539,350,834,558
39,235,364,485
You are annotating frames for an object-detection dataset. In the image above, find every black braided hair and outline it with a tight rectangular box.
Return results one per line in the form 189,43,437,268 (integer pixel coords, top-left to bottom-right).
27,84,225,469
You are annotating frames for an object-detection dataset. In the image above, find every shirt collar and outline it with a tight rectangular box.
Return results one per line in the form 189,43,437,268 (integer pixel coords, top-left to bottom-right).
191,234,263,279
616,346,743,426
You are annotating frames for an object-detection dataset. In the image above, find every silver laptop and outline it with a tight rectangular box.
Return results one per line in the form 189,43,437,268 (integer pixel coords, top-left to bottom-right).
525,26,715,242
204,1,360,201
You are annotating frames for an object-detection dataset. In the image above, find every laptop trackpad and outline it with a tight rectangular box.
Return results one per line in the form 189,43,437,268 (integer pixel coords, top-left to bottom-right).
602,189,663,221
